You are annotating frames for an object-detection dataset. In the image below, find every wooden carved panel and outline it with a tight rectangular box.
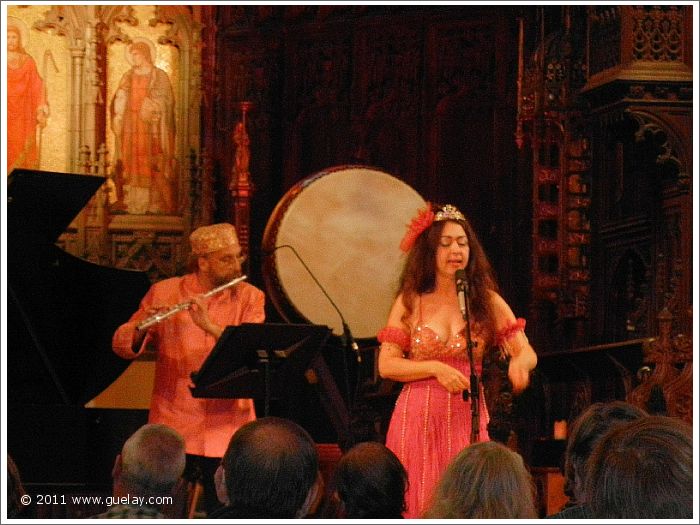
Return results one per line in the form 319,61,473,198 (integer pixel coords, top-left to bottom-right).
629,5,685,62
590,108,691,341
628,308,693,423
110,221,186,282
214,40,281,191
210,6,534,331
283,27,353,187
427,19,498,207
352,19,422,183
607,248,652,340
588,6,622,76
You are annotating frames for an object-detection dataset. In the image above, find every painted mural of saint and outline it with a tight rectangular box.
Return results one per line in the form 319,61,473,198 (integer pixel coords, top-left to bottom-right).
7,18,49,174
111,38,176,214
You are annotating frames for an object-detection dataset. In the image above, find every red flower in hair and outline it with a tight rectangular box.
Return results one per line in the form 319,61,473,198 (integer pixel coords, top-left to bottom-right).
400,202,434,252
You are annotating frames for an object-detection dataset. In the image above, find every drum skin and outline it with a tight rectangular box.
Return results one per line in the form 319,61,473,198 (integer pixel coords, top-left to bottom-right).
262,165,425,339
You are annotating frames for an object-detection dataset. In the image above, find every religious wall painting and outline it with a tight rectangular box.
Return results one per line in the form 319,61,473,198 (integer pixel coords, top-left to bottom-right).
6,10,67,175
107,7,181,216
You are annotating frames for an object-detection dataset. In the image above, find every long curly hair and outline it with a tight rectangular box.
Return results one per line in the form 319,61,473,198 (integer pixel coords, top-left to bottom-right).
398,204,498,337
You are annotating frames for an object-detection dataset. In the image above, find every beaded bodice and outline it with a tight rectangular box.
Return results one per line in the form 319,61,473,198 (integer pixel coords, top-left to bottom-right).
409,324,484,362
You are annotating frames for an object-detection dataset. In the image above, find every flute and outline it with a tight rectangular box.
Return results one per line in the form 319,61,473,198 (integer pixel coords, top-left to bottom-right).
136,274,247,331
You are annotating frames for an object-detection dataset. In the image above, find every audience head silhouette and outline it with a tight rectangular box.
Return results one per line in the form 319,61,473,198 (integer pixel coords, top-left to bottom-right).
333,441,407,518
90,424,187,519
215,416,321,518
114,423,186,498
563,400,647,504
585,415,692,519
424,440,537,519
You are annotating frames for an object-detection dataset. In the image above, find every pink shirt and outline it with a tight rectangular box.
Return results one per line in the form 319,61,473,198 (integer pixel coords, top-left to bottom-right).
112,273,265,457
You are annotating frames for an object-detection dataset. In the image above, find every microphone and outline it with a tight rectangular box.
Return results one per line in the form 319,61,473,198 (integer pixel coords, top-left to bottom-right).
264,245,361,362
455,268,468,319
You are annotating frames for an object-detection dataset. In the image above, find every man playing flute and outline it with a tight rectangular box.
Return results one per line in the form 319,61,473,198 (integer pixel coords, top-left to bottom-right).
113,223,265,515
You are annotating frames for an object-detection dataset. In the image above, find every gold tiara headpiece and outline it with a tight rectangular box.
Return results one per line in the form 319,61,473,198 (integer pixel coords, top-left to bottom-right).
434,204,465,222
400,203,466,252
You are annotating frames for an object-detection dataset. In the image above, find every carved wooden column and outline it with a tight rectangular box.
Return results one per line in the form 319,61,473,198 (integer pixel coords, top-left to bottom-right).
517,6,591,351
196,5,218,228
230,101,255,260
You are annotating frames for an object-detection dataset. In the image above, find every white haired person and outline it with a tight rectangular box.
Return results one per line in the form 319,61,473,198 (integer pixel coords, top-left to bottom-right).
113,223,265,515
92,424,186,519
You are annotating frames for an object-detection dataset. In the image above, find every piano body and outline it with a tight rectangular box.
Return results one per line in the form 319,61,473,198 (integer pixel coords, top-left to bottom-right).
7,169,152,490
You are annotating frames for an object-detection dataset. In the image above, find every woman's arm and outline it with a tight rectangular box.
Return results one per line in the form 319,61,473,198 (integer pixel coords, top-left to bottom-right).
489,291,538,393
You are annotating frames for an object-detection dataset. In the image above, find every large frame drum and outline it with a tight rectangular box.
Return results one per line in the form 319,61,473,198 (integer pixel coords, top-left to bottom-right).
262,165,425,340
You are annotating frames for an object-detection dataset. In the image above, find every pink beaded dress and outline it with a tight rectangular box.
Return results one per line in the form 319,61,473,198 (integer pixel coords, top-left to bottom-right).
378,314,526,518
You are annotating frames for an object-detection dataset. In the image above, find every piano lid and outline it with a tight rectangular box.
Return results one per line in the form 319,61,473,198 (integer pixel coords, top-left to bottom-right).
7,169,152,405
8,168,106,244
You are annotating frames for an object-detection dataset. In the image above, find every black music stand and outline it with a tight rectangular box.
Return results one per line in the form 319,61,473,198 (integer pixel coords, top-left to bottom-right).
190,323,332,416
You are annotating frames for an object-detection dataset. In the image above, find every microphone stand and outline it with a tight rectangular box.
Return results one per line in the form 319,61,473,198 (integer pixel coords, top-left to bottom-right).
459,278,480,444
264,244,360,405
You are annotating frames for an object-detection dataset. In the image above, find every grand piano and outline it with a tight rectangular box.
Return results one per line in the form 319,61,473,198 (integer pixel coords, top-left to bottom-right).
7,169,152,491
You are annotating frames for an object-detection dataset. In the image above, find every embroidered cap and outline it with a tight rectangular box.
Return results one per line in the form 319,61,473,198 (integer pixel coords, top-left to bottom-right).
190,223,239,256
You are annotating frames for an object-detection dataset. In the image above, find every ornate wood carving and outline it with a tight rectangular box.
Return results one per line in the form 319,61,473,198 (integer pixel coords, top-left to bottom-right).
627,112,687,185
110,221,186,281
98,6,138,45
607,248,652,340
283,27,353,187
587,6,622,76
586,5,692,91
211,6,525,301
588,105,691,342
32,5,88,48
516,4,694,348
213,33,281,233
427,18,499,204
628,308,692,423
517,7,592,350
629,6,685,62
195,5,217,228
663,355,692,423
352,20,422,182
516,5,692,467
229,102,254,259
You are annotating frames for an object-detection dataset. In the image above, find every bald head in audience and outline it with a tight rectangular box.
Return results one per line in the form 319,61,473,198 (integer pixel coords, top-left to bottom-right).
214,417,322,519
